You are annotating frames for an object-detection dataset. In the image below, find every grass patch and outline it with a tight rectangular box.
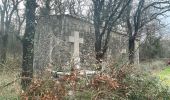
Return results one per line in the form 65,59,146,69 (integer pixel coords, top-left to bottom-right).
0,58,21,99
139,60,166,73
0,71,21,99
0,96,20,100
157,66,170,86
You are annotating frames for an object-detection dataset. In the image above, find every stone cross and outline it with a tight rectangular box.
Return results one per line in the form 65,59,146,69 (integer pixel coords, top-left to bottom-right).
69,31,84,69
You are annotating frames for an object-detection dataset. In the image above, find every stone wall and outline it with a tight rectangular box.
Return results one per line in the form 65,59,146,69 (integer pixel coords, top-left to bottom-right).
34,15,129,73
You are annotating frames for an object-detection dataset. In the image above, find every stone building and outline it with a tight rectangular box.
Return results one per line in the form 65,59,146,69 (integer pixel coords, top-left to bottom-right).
34,14,136,73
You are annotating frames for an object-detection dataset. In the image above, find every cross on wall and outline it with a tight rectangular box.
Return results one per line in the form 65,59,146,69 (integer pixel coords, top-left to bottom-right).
69,31,84,68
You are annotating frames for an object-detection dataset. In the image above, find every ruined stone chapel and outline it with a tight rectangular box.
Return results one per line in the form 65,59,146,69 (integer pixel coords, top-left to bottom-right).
33,14,138,72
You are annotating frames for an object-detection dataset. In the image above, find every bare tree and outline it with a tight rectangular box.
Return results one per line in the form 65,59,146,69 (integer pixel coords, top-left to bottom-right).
0,0,22,63
15,8,25,40
126,0,170,64
21,0,37,91
41,0,88,16
39,0,52,15
140,21,163,60
92,0,131,63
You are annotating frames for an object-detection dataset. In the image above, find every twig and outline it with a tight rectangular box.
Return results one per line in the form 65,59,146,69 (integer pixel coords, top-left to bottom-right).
0,78,20,90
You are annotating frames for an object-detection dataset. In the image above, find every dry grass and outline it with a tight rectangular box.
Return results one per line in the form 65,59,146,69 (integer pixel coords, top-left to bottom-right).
0,57,21,99
139,60,166,73
0,70,21,99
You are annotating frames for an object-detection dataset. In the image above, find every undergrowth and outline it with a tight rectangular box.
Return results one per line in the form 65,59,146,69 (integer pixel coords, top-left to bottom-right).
20,63,170,100
0,57,21,99
0,58,170,100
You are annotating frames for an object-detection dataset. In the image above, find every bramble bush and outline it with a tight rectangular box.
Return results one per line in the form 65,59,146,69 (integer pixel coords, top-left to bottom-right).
21,62,170,100
1,57,170,100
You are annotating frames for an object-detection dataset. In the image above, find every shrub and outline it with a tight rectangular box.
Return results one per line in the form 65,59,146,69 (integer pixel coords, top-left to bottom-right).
20,63,170,100
124,73,170,99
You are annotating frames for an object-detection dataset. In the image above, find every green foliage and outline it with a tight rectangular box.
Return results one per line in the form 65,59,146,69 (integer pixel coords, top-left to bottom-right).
157,66,170,86
123,73,170,100
161,40,170,58
140,23,163,59
139,60,166,72
140,32,163,60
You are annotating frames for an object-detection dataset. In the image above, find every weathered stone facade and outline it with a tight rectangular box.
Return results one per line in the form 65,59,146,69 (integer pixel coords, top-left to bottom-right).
34,14,130,73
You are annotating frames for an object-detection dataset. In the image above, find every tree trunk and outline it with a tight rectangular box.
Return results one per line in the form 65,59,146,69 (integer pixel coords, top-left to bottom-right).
0,11,6,63
95,36,104,70
95,39,102,61
21,0,37,91
1,34,8,63
129,37,135,65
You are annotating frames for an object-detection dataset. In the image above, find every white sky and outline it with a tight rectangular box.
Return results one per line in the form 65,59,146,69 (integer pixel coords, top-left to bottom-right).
160,12,170,39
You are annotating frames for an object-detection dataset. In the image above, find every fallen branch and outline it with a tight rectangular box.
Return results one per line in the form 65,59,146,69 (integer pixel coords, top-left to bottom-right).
0,78,20,90
0,77,32,90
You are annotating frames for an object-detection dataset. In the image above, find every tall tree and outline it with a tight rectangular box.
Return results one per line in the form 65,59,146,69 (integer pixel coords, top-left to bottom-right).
140,30,162,60
126,0,170,64
92,0,131,63
42,0,88,16
39,0,51,15
21,0,37,90
15,7,25,41
0,0,22,63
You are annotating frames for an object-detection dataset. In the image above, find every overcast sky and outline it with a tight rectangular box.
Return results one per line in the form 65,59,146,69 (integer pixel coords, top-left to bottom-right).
160,12,170,39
